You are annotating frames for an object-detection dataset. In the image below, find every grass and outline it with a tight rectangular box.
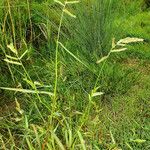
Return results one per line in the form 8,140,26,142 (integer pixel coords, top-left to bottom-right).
0,0,150,149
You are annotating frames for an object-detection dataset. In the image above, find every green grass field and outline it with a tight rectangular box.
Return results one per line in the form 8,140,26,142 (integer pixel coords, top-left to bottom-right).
0,0,150,149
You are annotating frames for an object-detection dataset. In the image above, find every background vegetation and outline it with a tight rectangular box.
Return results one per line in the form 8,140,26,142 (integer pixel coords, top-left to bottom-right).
0,0,150,149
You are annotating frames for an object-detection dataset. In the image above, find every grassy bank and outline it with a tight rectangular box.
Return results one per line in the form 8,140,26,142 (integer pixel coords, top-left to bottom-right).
0,0,150,149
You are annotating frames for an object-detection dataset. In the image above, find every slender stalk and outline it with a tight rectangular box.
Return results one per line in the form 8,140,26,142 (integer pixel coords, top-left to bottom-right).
50,2,68,147
16,54,46,122
26,0,33,42
7,0,16,47
94,51,112,88
53,1,67,111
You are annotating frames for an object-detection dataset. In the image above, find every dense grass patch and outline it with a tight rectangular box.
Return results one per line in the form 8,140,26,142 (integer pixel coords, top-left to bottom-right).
0,0,150,149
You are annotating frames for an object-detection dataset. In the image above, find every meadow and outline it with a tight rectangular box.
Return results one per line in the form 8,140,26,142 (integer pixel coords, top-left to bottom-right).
0,0,150,149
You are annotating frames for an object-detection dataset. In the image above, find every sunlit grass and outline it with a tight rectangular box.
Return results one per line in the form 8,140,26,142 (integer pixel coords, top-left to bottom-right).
0,0,150,149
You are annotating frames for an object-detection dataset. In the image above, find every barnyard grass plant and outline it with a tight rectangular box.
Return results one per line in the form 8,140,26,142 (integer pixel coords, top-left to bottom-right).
0,0,149,149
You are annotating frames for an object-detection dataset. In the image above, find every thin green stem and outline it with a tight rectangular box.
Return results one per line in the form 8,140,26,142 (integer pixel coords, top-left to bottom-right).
94,50,112,88
53,1,67,111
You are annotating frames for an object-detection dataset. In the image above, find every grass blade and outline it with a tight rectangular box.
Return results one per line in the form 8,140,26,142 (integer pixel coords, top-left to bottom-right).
77,131,86,150
58,42,89,69
51,131,65,150
20,50,28,59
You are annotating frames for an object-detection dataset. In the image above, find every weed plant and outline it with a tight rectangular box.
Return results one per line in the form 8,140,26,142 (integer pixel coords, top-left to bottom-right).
0,0,150,149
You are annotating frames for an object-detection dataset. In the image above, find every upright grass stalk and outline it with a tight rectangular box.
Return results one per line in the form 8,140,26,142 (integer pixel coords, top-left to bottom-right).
77,37,144,131
53,1,67,113
9,43,46,122
53,0,80,110
26,0,33,42
6,0,16,47
53,0,80,116
1,2,15,83
51,1,69,148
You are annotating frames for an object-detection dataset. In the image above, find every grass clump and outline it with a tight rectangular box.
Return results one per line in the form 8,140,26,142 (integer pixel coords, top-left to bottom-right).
0,0,150,149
